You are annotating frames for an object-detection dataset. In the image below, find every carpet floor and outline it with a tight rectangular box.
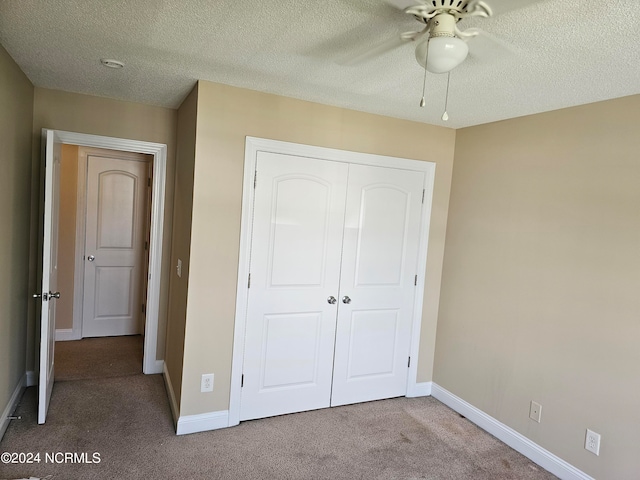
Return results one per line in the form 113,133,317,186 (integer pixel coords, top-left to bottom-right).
1,337,558,480
53,335,143,381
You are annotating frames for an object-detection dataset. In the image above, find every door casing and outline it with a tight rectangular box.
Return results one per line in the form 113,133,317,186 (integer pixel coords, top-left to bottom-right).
229,137,436,426
44,130,167,375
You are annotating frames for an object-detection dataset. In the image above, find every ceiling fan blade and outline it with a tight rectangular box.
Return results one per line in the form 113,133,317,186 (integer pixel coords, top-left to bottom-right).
384,0,423,12
486,0,547,17
338,33,410,66
463,27,519,63
386,0,547,17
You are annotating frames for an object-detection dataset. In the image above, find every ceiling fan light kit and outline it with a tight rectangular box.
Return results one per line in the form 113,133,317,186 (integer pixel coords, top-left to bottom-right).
417,10,469,74
416,36,469,74
398,0,495,120
408,4,484,74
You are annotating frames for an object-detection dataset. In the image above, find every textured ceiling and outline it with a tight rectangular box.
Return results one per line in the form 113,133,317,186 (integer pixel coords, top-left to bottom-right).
0,0,638,128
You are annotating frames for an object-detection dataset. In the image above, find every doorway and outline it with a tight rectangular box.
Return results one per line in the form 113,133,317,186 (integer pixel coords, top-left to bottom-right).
41,130,167,377
38,130,167,423
55,146,152,378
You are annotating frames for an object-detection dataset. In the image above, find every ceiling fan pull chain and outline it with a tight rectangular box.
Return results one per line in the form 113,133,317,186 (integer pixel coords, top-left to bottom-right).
442,71,451,121
420,39,430,108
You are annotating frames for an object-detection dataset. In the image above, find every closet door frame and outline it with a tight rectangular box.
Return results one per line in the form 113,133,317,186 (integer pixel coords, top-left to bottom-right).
228,137,436,427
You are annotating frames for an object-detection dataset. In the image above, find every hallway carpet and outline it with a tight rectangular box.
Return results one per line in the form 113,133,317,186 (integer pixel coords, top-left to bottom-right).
53,335,143,381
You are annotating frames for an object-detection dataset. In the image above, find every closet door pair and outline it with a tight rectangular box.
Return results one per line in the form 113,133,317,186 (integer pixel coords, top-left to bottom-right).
240,151,424,421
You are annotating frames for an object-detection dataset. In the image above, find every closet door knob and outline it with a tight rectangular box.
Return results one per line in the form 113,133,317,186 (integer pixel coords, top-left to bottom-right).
342,296,351,304
87,255,95,262
327,296,337,304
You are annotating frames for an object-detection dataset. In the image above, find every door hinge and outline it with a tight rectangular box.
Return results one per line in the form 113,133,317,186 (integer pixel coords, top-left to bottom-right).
248,273,251,288
414,275,418,286
142,303,146,314
144,241,148,251
148,177,151,187
241,374,244,387
422,189,425,204
408,356,411,368
253,170,257,189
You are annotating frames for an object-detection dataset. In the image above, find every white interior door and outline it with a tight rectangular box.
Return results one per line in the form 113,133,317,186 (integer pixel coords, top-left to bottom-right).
82,154,149,337
331,165,425,406
240,152,348,421
38,129,62,424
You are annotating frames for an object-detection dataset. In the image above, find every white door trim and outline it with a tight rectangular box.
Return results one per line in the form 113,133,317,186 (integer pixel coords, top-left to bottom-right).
49,130,167,375
229,137,436,426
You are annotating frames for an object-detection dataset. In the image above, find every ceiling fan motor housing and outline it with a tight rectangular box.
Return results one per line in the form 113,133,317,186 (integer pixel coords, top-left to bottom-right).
408,0,476,24
429,13,457,38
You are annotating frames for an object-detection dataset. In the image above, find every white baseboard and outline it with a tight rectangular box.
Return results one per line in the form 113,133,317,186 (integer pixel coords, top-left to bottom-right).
147,359,164,375
0,374,27,441
407,381,432,397
162,363,179,428
55,328,79,341
176,410,230,436
162,363,228,436
431,383,594,480
26,371,37,387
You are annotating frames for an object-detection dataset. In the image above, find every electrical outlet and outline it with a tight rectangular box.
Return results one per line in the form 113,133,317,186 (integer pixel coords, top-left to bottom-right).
529,401,542,423
585,429,601,455
177,259,182,278
201,373,214,392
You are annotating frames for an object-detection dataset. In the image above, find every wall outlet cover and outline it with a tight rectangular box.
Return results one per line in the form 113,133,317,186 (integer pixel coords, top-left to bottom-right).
529,401,542,423
585,429,601,455
201,373,214,392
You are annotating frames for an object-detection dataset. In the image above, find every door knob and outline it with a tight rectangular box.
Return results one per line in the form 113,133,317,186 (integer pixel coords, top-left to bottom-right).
327,296,337,305
87,255,95,262
49,291,60,299
32,293,41,298
342,296,351,304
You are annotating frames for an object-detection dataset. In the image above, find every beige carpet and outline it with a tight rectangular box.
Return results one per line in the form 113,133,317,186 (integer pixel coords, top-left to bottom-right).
1,336,557,480
53,335,143,381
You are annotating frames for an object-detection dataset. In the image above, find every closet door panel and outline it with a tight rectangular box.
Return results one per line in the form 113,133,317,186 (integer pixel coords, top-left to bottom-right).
240,152,348,421
331,164,425,406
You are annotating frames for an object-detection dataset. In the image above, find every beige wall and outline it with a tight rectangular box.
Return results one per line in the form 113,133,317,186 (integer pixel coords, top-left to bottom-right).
176,80,456,416
27,88,178,371
165,85,199,412
55,144,79,330
434,95,640,479
0,45,34,428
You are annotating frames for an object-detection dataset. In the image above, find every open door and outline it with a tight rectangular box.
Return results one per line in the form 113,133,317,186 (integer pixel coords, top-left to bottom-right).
37,129,62,424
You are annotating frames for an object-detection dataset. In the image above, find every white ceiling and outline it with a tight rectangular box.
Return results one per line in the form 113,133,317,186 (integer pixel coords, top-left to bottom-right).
0,0,638,128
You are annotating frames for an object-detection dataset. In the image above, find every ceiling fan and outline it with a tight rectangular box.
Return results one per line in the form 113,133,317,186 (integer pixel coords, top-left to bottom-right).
400,0,497,118
343,0,518,121
398,0,494,74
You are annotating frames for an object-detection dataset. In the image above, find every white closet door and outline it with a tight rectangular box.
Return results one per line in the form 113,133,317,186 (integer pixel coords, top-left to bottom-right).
331,164,424,406
240,152,348,421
